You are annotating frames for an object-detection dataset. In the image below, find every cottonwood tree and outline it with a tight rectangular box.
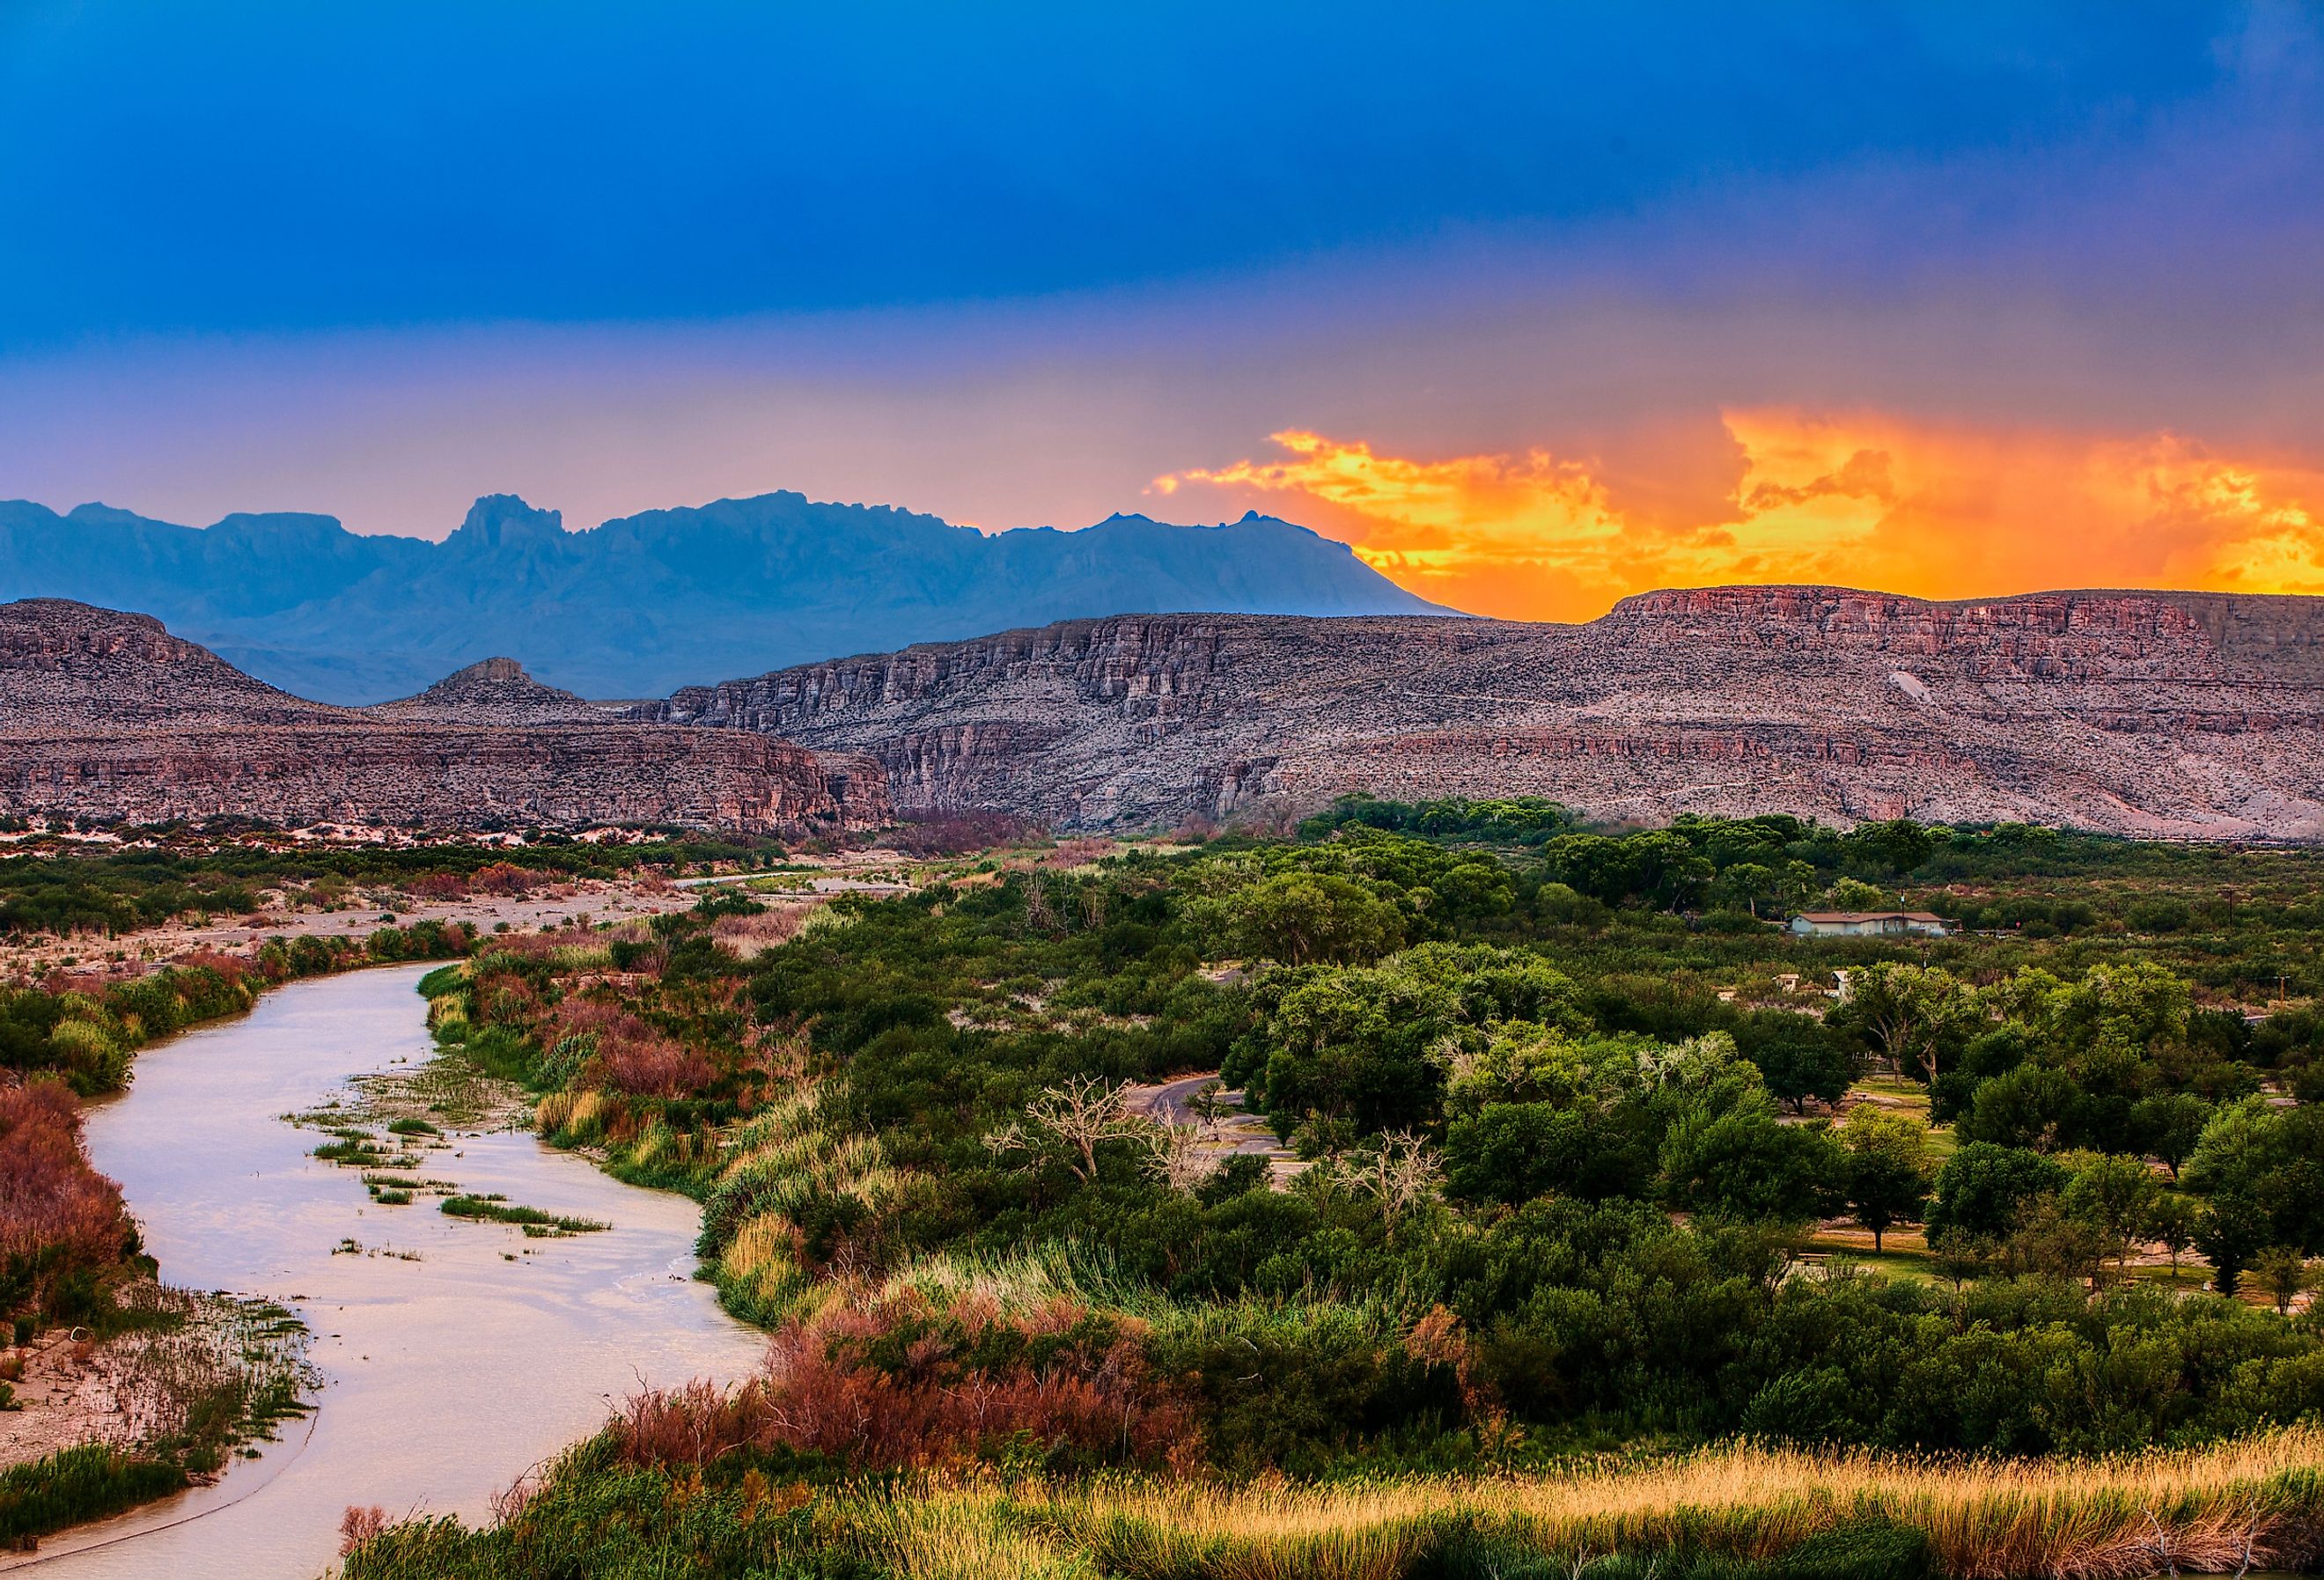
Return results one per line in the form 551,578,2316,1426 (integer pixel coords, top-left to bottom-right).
2148,1194,2198,1281
1842,963,1981,1085
985,1075,1141,1183
2061,1152,2163,1280
1839,1106,1934,1252
1225,871,1405,966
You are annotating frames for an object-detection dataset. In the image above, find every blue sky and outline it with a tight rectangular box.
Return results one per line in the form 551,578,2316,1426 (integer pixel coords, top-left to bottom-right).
0,4,2272,334
3,3,2321,614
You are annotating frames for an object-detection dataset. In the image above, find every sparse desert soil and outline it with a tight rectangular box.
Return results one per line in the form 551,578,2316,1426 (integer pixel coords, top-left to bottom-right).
0,1329,124,1473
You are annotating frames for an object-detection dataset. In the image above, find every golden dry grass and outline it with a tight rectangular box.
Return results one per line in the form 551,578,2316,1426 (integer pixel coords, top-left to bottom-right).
858,1429,2324,1580
860,1488,1099,1580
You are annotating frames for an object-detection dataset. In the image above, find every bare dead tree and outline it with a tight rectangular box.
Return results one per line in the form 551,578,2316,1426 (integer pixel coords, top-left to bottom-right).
1140,1115,1224,1193
1021,871,1062,934
1349,1130,1442,1229
985,1074,1140,1182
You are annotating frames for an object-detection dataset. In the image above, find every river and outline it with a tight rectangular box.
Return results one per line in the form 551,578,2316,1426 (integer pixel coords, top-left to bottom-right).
11,963,764,1577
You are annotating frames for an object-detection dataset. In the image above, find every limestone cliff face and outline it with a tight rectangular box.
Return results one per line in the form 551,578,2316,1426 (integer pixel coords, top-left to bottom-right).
1,600,888,835
634,590,2324,838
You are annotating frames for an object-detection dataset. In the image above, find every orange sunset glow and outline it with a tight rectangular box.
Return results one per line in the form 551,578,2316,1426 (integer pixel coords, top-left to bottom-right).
1157,415,2324,621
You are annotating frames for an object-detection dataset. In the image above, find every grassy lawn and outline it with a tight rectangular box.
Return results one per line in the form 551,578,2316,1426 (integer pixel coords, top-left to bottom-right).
1806,1224,1945,1284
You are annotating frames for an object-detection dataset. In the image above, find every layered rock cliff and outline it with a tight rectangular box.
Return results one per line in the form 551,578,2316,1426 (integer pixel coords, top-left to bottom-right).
1,601,887,835
636,588,2324,838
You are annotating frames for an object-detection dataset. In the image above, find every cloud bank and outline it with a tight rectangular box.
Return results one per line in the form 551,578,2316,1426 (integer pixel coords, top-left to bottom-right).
1158,416,2324,620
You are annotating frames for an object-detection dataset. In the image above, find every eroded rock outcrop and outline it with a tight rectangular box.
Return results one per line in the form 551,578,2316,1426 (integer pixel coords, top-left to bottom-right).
1,601,887,835
636,588,2324,837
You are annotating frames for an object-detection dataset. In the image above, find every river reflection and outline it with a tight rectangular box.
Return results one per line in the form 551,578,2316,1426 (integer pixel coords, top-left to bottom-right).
13,964,762,1578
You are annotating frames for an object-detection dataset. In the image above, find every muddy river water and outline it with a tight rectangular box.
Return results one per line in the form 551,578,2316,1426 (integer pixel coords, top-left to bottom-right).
13,963,764,1577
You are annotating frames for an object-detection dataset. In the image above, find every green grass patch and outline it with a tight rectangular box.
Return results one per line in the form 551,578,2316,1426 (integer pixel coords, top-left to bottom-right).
0,1444,188,1547
439,1195,609,1235
313,1135,392,1165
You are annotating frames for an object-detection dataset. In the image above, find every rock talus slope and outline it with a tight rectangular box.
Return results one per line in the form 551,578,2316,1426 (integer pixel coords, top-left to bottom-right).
637,587,2324,838
0,600,887,834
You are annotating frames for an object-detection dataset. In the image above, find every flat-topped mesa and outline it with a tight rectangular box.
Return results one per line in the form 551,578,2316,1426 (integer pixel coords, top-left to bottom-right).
1603,585,2324,680
633,591,2324,840
0,599,888,835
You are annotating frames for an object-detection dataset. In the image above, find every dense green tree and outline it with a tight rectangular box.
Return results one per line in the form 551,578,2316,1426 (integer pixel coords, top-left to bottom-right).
1837,1106,1934,1251
2194,1193,2270,1295
1223,872,1405,966
1957,1063,2079,1151
1925,1143,2066,1239
2060,1152,2163,1277
2129,1091,2213,1179
1854,819,1937,875
1257,944,1587,1135
1732,1010,1855,1113
1838,963,1980,1086
1444,1101,1658,1204
1658,1084,1842,1224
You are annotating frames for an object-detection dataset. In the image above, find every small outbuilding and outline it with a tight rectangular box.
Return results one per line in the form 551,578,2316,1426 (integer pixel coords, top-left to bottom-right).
1788,910,1948,938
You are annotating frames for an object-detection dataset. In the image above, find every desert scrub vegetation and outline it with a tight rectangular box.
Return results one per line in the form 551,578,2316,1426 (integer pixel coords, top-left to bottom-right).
0,825,776,943
339,1427,2324,1578
393,821,2324,1481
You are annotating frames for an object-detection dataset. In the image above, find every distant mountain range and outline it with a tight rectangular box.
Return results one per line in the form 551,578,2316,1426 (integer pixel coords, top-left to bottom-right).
0,492,1449,702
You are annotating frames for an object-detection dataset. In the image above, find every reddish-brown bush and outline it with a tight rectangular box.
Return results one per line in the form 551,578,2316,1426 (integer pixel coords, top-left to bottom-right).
884,810,1039,856
474,970,545,1027
594,1037,714,1099
709,908,807,953
0,1083,133,1303
470,862,539,897
401,871,469,901
1042,838,1114,868
543,995,713,1099
173,949,246,988
611,1290,1195,1473
338,1504,388,1556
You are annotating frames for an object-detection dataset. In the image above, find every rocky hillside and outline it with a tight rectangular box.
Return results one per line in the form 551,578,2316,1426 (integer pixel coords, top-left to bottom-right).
1,600,887,835
637,587,2324,839
371,657,603,723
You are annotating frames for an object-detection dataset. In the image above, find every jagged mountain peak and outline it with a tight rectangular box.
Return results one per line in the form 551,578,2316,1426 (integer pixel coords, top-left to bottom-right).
0,490,1447,701
449,494,565,547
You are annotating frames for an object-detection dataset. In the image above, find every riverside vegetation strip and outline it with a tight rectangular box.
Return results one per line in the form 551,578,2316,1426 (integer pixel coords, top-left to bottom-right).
293,807,2324,1576
0,833,740,1546
0,925,474,1547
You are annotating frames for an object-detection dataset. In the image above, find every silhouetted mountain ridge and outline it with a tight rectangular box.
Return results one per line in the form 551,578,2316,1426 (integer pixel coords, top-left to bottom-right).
0,491,1449,702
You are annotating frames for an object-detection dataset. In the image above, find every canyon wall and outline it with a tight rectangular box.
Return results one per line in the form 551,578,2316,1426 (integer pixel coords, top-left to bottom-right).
1,601,887,835
637,588,2324,837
